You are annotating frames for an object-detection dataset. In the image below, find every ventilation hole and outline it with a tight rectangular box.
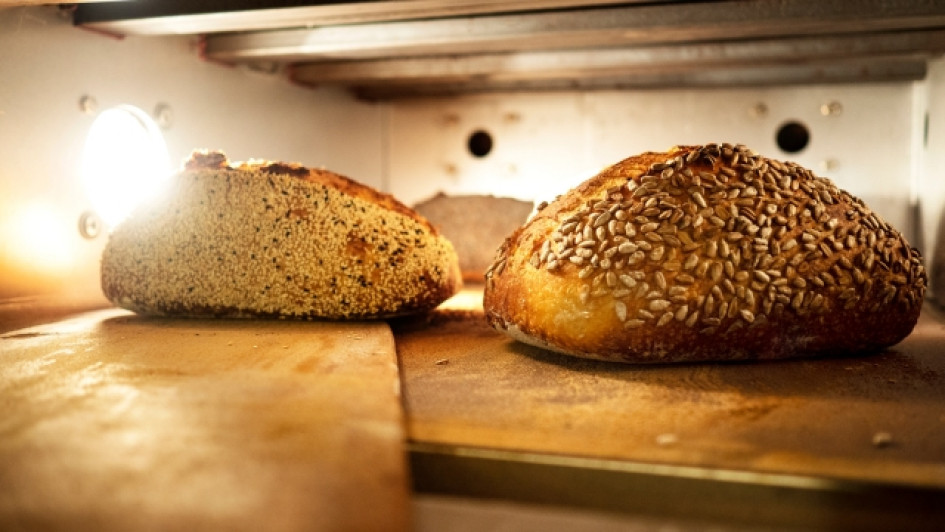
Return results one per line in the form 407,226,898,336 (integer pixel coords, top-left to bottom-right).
776,121,810,154
467,130,493,158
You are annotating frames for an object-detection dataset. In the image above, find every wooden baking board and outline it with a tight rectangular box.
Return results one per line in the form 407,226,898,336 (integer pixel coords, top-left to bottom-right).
0,309,410,532
393,297,945,525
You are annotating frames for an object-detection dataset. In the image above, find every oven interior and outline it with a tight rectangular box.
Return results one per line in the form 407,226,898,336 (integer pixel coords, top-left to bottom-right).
2,2,945,530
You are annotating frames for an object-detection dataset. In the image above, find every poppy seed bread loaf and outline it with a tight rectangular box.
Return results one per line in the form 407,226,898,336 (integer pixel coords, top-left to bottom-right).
483,144,926,363
102,150,461,319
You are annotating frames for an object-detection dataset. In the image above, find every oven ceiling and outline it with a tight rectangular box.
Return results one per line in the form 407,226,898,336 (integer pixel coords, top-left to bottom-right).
75,0,945,99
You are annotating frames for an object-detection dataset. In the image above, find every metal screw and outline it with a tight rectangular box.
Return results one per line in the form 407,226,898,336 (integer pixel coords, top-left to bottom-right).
153,103,174,129
748,102,769,119
79,95,98,115
443,113,460,127
820,101,843,116
78,211,102,239
504,112,522,123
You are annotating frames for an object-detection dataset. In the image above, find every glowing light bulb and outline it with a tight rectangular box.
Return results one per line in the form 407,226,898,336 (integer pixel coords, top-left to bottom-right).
79,105,171,227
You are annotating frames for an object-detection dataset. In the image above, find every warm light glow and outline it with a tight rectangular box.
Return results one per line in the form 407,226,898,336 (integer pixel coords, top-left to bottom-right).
80,105,171,227
3,202,75,273
439,287,485,311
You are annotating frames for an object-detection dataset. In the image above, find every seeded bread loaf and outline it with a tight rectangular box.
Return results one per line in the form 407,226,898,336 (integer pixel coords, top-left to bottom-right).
413,193,534,282
101,150,461,319
483,144,926,363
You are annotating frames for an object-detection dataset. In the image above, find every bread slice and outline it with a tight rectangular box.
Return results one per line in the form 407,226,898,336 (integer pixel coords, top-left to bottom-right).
101,150,461,319
484,144,926,363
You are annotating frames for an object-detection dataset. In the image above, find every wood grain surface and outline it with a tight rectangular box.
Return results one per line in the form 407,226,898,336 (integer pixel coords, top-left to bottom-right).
393,302,945,490
0,309,410,532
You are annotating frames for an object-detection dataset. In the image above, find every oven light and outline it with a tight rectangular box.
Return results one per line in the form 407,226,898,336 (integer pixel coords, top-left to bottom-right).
79,105,171,228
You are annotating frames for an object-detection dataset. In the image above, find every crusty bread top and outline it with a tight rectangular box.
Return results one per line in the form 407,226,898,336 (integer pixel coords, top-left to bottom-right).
484,143,926,361
187,149,436,234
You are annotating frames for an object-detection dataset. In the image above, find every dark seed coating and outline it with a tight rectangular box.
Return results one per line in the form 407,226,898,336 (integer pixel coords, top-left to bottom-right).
484,144,926,363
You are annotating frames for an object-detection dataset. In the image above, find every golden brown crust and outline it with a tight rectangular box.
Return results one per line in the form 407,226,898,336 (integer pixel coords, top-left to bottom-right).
187,149,437,234
483,144,926,363
102,150,461,319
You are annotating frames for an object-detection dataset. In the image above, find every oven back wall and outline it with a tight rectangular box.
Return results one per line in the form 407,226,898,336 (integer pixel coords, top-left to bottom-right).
388,85,918,237
386,65,945,299
0,6,383,304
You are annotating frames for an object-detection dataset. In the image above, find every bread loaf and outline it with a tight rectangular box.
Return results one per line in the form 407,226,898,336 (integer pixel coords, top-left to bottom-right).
101,150,461,319
413,193,534,282
483,144,926,363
